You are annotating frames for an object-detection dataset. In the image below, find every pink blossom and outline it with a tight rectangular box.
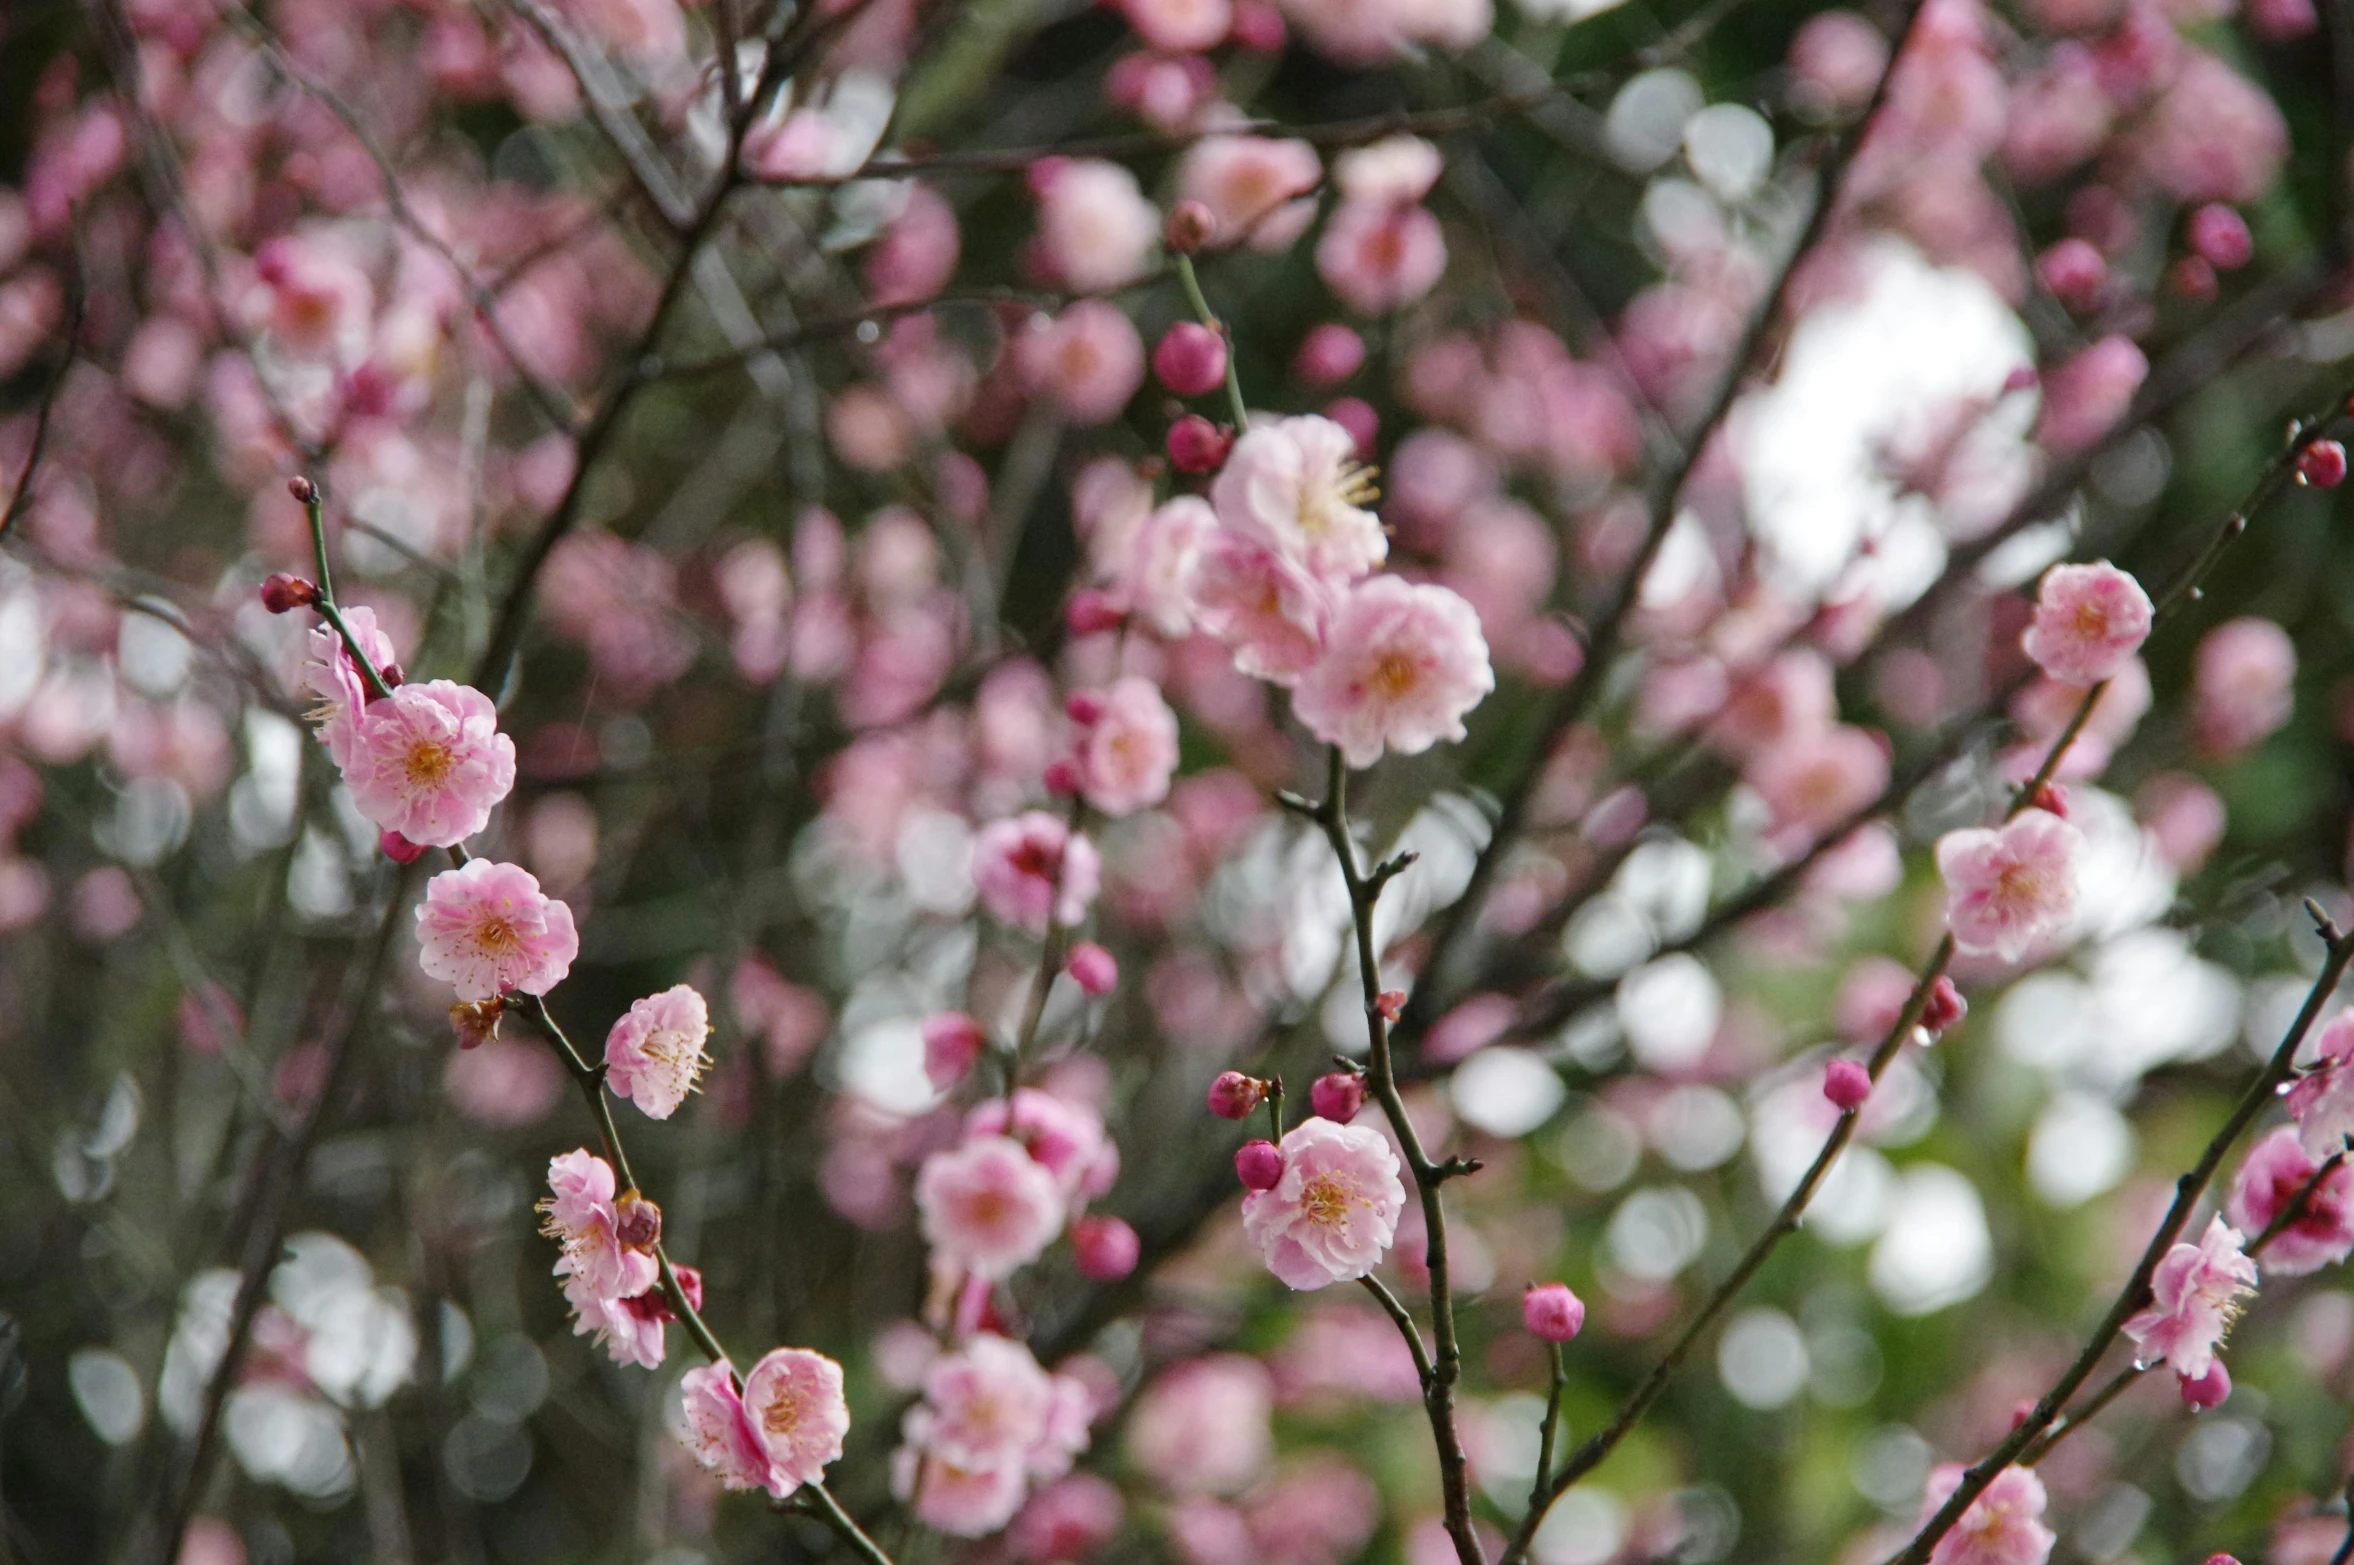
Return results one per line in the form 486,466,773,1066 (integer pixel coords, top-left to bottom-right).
1066,941,1119,996
2226,1126,2354,1276
1072,1214,1140,1280
1790,10,1889,114
966,1087,1118,1203
916,1135,1066,1278
415,858,580,1001
894,1333,1091,1536
1919,1464,2055,1565
2194,617,2296,755
340,680,515,847
566,1263,696,1368
2022,561,2153,687
895,1445,1030,1536
972,812,1101,933
1176,136,1321,253
299,606,397,772
1190,534,1333,685
1154,322,1230,398
678,1361,777,1494
1212,414,1387,585
925,1012,989,1090
1522,1282,1584,1342
1315,201,1447,316
868,183,961,305
2035,335,2147,453
1292,577,1494,768
1035,160,1159,294
1745,724,1889,843
2122,1215,2258,1379
1122,495,1215,636
539,1149,656,1305
1119,0,1231,50
2136,51,2289,205
1240,1116,1406,1289
741,1347,851,1495
1017,302,1146,425
1077,676,1179,816
1011,1472,1125,1562
1126,1354,1275,1495
603,984,711,1120
2286,1011,2354,1159
1332,136,1443,206
1934,809,2082,962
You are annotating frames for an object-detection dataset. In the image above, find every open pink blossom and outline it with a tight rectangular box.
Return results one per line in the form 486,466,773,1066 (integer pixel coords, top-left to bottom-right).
1034,160,1159,294
1240,1116,1406,1289
1315,200,1447,316
741,1346,851,1495
679,1361,777,1495
2286,1011,2354,1157
2225,1126,2354,1276
1934,809,2082,962
1176,135,1321,253
1211,415,1387,585
568,1262,698,1368
1077,676,1179,816
916,1134,1067,1278
1745,724,1890,842
1190,533,1332,685
603,983,712,1119
966,1087,1119,1205
2194,617,2296,755
2122,1215,2258,1380
2021,561,2153,687
415,858,579,1001
341,680,516,847
972,812,1101,933
1122,495,1215,637
1016,301,1145,425
892,1333,1090,1536
539,1149,656,1305
1125,1354,1274,1495
1332,136,1443,206
1010,1472,1125,1563
1920,1464,2055,1565
894,1440,1030,1537
299,606,397,771
1291,577,1494,768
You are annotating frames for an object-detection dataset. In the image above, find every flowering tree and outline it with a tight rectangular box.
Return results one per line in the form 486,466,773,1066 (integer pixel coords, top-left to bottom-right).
10,1,2354,1563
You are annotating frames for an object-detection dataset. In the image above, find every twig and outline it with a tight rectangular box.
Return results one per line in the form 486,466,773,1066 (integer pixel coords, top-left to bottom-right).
0,246,83,544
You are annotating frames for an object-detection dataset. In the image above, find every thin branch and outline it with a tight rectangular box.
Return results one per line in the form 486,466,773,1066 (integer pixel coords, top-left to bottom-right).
0,244,83,544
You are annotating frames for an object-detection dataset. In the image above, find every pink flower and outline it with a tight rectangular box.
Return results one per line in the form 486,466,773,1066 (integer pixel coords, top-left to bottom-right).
1072,1214,1140,1280
893,1334,1093,1536
2034,335,2147,454
1521,1282,1584,1342
567,1263,698,1368
916,1135,1067,1278
2194,617,2296,755
966,1087,1119,1203
896,1446,1031,1537
972,813,1101,933
340,680,516,847
741,1346,851,1495
2286,1011,2354,1159
1291,577,1494,768
1240,1116,1406,1290
1078,676,1179,816
1123,496,1215,637
2022,562,2153,687
925,1012,989,1090
1010,1472,1125,1563
1211,415,1387,585
539,1149,656,1305
1176,136,1321,253
1315,201,1447,316
1919,1464,2055,1565
1126,1354,1274,1495
1035,160,1160,294
2226,1126,2354,1277
1120,0,1231,51
1017,302,1146,425
1332,136,1443,206
603,984,711,1120
1745,724,1890,842
2122,1215,2258,1380
678,1361,777,1494
2136,51,2288,205
1934,809,2082,962
299,606,397,772
415,859,580,1001
1190,534,1333,685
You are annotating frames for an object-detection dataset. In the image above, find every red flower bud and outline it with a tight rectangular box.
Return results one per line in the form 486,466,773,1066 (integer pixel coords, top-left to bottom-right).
1071,1214,1140,1281
1919,976,1967,1036
2299,438,2348,489
1154,322,1230,398
259,574,320,614
1065,589,1125,636
1065,690,1106,725
1166,414,1234,474
1823,1059,1871,1111
614,1190,662,1252
1207,1070,1269,1120
380,830,427,864
1235,1139,1284,1190
1309,1071,1366,1123
2179,1360,2231,1411
1522,1282,1586,1342
1066,941,1119,997
1164,199,1217,254
287,475,318,504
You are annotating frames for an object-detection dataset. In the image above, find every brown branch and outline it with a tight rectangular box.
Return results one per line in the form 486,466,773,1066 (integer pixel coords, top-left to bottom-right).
0,241,83,544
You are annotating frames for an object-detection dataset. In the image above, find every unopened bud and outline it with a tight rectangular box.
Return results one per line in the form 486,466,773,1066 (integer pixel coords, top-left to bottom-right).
1919,976,1967,1036
1309,1071,1366,1123
1235,1139,1284,1190
287,475,318,504
923,1012,987,1091
2299,438,2348,489
1043,758,1084,796
1066,941,1119,997
449,997,505,1049
381,830,427,864
1165,199,1216,254
2032,782,2070,820
1823,1059,1871,1111
1072,1214,1141,1281
1522,1281,1586,1343
614,1190,662,1252
1374,990,1407,1023
1066,589,1125,637
2179,1360,2231,1411
1208,1070,1269,1120
1166,414,1233,474
1065,690,1106,725
260,574,320,614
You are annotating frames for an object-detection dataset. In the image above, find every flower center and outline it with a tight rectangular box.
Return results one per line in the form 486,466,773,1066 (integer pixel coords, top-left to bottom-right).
471,915,525,957
404,737,456,789
1296,460,1380,538
1993,859,2044,909
762,1386,806,1439
1301,1172,1358,1230
2072,599,2112,639
1372,652,1420,701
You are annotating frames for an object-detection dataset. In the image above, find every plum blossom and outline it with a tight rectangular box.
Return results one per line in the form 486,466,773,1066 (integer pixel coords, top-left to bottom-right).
415,859,579,1001
1934,809,2082,962
299,606,397,771
1017,302,1146,425
569,1262,699,1369
340,680,515,847
603,984,711,1119
539,1150,656,1306
1034,160,1159,294
894,1334,1093,1536
972,813,1101,933
1241,1116,1406,1290
2121,1216,2258,1380
1176,136,1321,253
1211,415,1387,585
1122,495,1215,636
2226,1126,2354,1277
2022,562,2153,687
1291,577,1494,768
1078,676,1179,816
1315,201,1447,316
1190,534,1332,685
679,1361,774,1494
2194,617,2296,755
916,1135,1067,1279
1125,1354,1274,1495
1920,1464,2055,1565
2286,1011,2354,1158
966,1087,1119,1207
678,1347,849,1500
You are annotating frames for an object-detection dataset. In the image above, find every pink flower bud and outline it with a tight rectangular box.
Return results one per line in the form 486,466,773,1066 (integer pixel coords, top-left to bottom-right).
2008,1399,2037,1429
1324,396,1378,460
2299,439,2348,489
1309,1071,1366,1123
923,1011,987,1090
260,573,320,614
1293,323,1366,387
1043,758,1084,796
1166,414,1234,473
1065,690,1107,725
1208,1070,1269,1119
1522,1282,1585,1343
2179,1360,2231,1410
2169,255,2218,304
1824,1059,1872,1111
2187,205,2253,271
1026,155,1070,202
287,475,318,504
374,662,405,696
380,830,427,864
1066,941,1119,996
1919,975,1967,1036
2031,782,2069,820
1154,322,1229,397
1165,199,1217,253
1235,1138,1284,1190
2036,239,2106,311
1066,589,1126,636
1229,0,1284,49
2205,1555,2244,1565
1375,989,1407,1022
1072,1214,1141,1280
